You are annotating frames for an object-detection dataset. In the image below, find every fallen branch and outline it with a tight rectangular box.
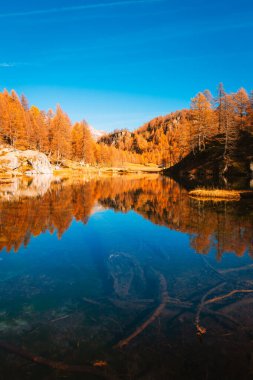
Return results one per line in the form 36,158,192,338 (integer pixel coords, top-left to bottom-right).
195,285,253,335
205,289,253,305
166,298,193,308
51,315,70,323
82,297,101,305
219,264,253,274
195,282,225,336
0,341,110,378
115,273,168,348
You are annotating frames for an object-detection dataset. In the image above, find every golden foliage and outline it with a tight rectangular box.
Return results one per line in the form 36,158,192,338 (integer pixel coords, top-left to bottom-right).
0,85,252,167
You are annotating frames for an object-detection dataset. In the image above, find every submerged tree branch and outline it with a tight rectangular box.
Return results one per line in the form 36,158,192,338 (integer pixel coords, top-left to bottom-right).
115,273,168,348
195,285,253,336
0,341,110,378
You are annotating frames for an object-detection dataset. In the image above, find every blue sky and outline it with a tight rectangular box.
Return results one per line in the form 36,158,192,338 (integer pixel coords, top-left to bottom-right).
0,0,252,131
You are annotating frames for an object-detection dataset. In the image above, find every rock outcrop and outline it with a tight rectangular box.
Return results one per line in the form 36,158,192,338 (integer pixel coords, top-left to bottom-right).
0,146,52,176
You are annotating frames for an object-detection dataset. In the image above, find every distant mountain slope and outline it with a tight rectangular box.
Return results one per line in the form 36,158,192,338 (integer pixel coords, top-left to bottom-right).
98,110,190,165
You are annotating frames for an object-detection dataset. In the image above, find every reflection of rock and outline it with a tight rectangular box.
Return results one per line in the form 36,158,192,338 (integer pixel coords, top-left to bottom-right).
30,175,53,195
0,146,52,176
0,175,53,200
107,253,144,298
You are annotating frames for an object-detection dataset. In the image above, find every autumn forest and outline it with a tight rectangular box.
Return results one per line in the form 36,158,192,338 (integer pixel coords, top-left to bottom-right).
0,85,252,168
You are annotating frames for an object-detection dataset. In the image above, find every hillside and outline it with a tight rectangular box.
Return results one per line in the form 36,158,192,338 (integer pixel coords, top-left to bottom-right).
99,110,191,165
99,85,253,187
164,131,253,189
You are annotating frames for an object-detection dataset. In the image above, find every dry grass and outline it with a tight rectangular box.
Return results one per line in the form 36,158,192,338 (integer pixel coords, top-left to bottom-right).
121,162,161,172
53,162,161,177
189,189,241,201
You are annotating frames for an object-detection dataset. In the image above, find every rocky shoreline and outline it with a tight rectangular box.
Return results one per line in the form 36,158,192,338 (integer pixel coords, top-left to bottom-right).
0,145,162,181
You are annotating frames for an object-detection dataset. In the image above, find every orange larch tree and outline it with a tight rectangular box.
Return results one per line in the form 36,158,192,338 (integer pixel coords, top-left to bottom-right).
190,92,213,153
71,121,95,164
233,88,250,131
49,105,71,161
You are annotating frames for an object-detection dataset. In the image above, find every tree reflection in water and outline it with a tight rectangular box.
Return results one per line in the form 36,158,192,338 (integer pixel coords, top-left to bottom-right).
0,174,252,259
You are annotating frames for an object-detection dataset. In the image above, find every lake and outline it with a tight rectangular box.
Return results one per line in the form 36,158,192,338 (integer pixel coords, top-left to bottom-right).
0,174,253,379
